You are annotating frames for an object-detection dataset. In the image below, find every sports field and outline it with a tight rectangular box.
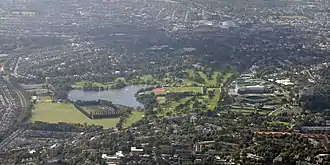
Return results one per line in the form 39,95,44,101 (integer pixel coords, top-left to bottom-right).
31,102,120,128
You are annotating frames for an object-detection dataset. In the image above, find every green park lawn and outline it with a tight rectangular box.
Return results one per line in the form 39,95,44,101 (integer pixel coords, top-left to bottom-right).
140,75,155,82
211,72,220,85
132,75,158,84
72,81,111,88
72,77,126,88
124,111,144,128
165,87,202,93
181,79,200,86
31,102,120,129
208,88,221,110
221,72,234,83
184,69,196,78
198,71,219,86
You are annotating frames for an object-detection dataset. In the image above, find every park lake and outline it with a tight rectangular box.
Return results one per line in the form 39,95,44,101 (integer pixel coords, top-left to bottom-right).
68,84,149,107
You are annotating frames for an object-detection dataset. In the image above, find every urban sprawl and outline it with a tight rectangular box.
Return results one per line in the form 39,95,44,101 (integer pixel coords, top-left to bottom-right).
0,0,329,164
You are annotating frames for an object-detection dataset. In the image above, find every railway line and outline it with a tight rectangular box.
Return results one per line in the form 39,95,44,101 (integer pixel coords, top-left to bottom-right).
0,75,29,150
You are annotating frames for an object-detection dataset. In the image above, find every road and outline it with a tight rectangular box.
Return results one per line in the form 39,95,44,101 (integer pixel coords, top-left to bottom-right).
306,70,315,80
13,57,21,78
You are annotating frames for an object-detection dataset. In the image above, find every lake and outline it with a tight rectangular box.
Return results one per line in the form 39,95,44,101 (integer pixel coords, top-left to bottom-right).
68,85,149,108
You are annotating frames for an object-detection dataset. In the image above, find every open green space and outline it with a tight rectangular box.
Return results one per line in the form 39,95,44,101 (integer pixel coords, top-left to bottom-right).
31,102,120,129
184,69,196,78
198,71,219,86
165,87,202,93
70,67,236,118
132,75,158,84
124,111,144,128
72,77,126,89
211,72,220,85
198,71,209,82
208,88,221,110
180,79,200,86
221,72,234,84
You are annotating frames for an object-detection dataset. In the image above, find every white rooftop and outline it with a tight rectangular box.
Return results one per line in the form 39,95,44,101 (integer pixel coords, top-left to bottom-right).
50,144,57,149
29,149,36,154
131,147,143,152
275,79,294,86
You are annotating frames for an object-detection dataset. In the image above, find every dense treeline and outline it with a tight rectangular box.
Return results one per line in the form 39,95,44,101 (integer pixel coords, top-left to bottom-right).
163,92,203,101
29,121,104,132
300,70,330,112
78,80,126,91
136,93,158,116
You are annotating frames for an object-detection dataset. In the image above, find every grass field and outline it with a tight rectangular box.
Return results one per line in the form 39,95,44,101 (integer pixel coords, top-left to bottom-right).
221,72,234,84
181,79,200,86
198,71,219,86
211,72,219,85
165,87,202,93
124,111,143,128
73,81,111,88
208,88,221,110
31,102,120,128
184,69,196,78
140,75,154,82
133,75,158,84
72,77,126,88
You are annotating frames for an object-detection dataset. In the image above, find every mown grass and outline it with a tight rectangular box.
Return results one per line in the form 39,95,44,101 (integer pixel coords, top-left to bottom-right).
165,87,202,93
221,72,234,84
31,102,120,129
208,88,221,110
124,111,143,128
183,69,196,77
72,77,126,88
197,71,219,86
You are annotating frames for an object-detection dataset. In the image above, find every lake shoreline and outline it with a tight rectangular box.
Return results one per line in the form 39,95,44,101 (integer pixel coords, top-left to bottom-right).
67,84,151,108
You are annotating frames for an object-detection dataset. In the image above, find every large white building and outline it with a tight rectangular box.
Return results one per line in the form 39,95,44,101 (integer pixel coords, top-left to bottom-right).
237,85,266,94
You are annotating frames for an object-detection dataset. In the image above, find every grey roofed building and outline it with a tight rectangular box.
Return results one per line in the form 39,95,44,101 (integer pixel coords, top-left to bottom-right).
0,54,8,58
